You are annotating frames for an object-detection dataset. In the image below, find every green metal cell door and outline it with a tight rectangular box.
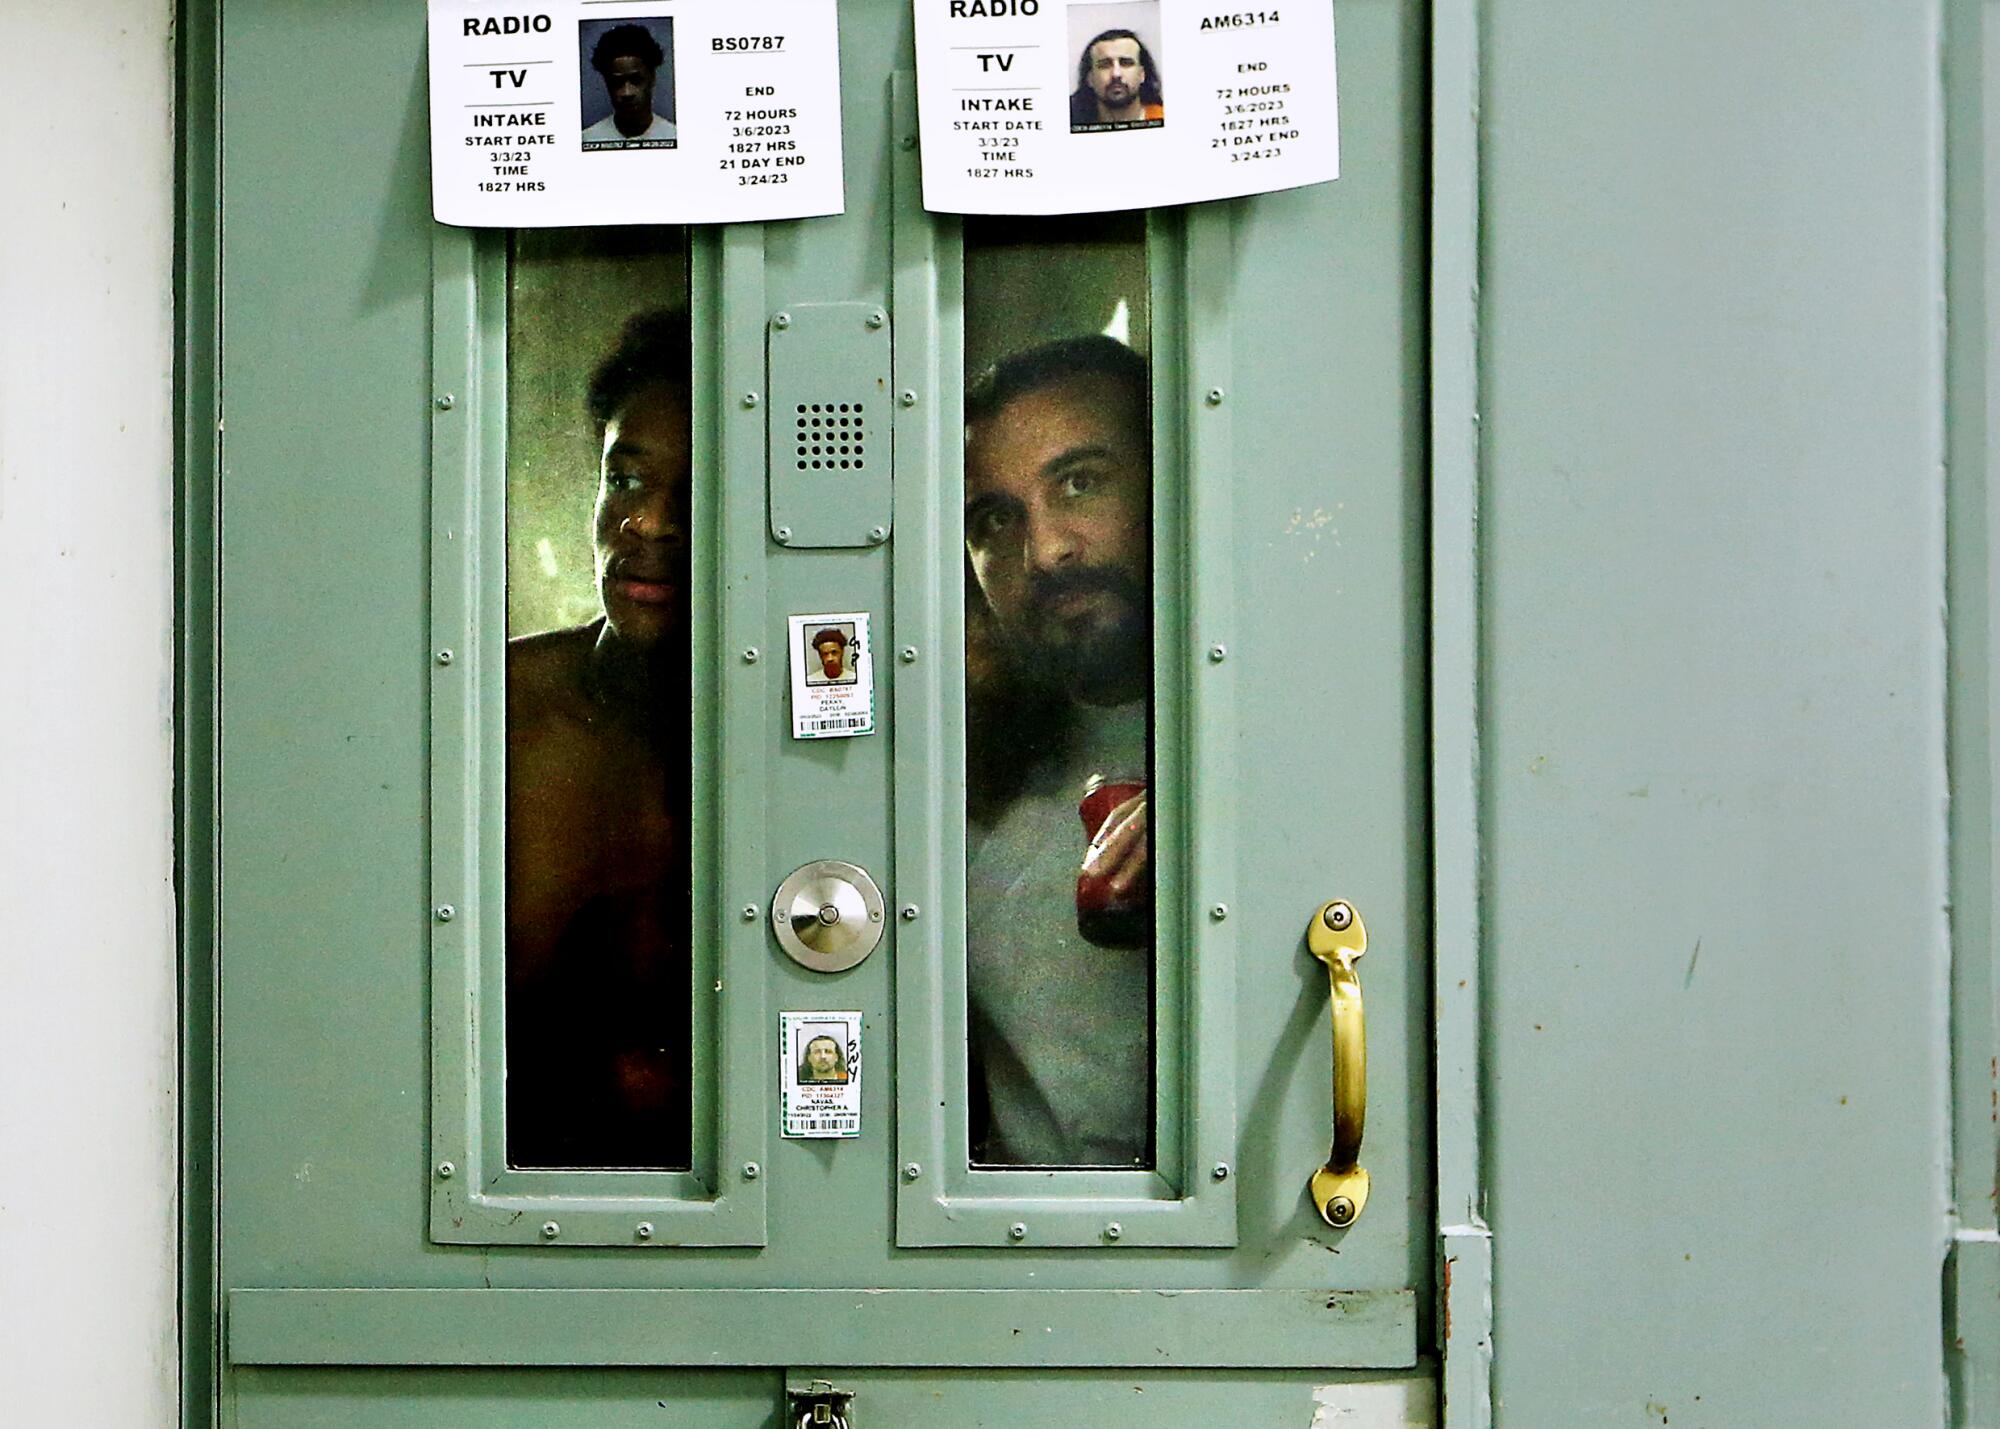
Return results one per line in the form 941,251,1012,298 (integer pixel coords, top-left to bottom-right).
194,0,1432,1422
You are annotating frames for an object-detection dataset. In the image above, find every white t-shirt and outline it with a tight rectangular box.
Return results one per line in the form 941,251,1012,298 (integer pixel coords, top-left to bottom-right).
966,699,1151,1167
581,111,677,145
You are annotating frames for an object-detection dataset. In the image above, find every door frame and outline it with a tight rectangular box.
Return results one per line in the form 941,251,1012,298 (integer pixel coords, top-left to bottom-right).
1425,1,1493,1425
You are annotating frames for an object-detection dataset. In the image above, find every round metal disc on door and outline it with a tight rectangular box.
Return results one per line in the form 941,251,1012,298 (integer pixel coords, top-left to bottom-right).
771,860,885,973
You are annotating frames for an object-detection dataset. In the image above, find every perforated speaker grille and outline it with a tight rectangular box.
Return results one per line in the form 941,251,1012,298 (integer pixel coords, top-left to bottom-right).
794,401,869,473
766,301,891,547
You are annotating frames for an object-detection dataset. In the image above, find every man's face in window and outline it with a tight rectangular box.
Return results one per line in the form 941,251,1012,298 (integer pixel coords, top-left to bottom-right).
592,382,689,649
965,376,1150,704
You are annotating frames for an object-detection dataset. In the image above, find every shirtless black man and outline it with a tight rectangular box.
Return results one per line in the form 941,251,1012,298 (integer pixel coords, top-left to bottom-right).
506,310,692,1169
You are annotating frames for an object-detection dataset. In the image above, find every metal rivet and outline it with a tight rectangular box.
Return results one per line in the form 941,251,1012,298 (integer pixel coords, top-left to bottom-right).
901,134,918,151
866,310,886,330
436,1161,455,1180
1009,1222,1027,1241
1329,1199,1354,1226
1206,387,1225,406
435,393,456,411
742,391,761,409
900,646,918,663
899,389,918,408
773,312,792,330
1210,903,1229,921
1105,1222,1123,1241
541,1220,560,1239
900,904,920,921
743,1162,761,1180
636,1222,655,1240
868,525,888,544
743,647,760,663
869,908,883,922
435,649,455,666
1209,643,1228,663
904,1162,922,1181
434,905,455,923
741,904,758,921
775,526,793,544
1212,1162,1231,1181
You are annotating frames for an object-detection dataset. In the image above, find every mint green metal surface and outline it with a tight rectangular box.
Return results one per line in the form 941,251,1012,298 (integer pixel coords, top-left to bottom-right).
1951,1241,2000,1423
1947,1,2000,1419
1479,5,1952,1423
785,1366,1434,1427
1429,3,1493,1423
230,1367,1435,1428
426,225,772,1246
228,1288,1415,1368
216,0,436,1299
232,1368,774,1428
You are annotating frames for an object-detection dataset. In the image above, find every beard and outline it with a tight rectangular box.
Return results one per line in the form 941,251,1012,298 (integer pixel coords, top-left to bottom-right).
1019,565,1150,705
1099,80,1133,106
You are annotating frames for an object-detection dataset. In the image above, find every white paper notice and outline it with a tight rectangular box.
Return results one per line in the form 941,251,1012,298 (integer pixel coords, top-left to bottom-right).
913,1,1336,215
427,1,844,227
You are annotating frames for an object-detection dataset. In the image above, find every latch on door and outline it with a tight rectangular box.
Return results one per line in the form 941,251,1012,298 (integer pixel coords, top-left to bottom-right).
787,1380,856,1428
1306,899,1370,1229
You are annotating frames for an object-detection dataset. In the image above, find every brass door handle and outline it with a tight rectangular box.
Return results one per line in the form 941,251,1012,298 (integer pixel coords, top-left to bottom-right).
1306,899,1369,1228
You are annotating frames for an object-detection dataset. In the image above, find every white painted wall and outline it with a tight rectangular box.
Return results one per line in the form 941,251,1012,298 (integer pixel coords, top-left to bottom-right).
0,1,179,1423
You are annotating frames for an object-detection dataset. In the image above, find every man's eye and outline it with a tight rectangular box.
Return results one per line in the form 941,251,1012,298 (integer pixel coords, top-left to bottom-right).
606,470,643,494
1058,471,1098,498
968,506,1016,543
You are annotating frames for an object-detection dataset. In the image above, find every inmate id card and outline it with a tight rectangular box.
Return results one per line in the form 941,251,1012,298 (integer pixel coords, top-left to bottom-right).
912,0,1337,215
427,0,844,226
780,1011,862,1138
787,612,876,740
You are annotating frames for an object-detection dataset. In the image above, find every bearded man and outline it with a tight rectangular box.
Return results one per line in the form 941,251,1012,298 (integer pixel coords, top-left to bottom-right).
963,335,1155,1167
1068,29,1165,130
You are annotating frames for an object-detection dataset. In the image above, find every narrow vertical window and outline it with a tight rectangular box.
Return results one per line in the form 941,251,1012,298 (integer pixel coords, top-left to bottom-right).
503,227,693,1170
961,216,1157,1169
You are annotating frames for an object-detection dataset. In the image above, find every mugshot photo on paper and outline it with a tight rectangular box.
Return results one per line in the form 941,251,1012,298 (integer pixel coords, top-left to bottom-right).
1067,1,1165,134
579,17,679,150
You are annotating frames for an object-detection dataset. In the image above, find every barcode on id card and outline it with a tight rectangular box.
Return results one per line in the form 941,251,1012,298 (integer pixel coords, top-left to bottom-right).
804,716,871,733
789,1117,858,1135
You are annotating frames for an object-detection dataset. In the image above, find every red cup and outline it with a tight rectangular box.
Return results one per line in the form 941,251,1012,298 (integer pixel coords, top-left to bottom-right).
1077,774,1148,947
